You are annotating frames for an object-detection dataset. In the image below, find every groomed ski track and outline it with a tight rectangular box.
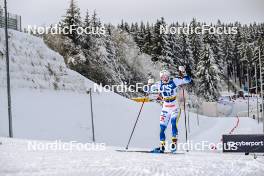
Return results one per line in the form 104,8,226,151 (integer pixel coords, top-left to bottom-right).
1,138,264,176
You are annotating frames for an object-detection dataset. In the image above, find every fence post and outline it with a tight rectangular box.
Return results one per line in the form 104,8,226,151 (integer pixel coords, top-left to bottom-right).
4,0,13,138
196,105,199,126
89,88,95,142
19,15,21,32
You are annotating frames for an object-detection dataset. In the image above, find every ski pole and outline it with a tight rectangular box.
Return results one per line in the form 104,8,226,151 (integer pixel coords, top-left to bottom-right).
183,88,188,145
187,94,190,133
188,107,190,133
125,94,147,150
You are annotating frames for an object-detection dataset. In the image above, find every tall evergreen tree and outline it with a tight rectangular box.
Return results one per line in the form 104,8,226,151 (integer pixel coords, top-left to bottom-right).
61,0,82,44
81,10,92,49
91,10,101,28
196,44,220,101
166,30,181,76
189,18,202,70
135,22,146,52
233,27,243,86
222,33,235,84
124,22,130,33
84,10,90,27
152,17,173,64
167,27,181,66
179,31,194,76
142,22,154,54
203,25,224,72
238,34,254,88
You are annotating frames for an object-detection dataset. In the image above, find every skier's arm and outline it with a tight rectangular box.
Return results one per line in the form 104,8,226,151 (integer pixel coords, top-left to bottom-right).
173,75,191,86
173,66,191,86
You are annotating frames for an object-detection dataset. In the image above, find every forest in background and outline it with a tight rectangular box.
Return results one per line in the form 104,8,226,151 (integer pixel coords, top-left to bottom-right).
31,0,264,101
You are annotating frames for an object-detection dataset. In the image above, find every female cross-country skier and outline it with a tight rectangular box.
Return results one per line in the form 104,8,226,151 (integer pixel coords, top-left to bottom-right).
148,66,191,153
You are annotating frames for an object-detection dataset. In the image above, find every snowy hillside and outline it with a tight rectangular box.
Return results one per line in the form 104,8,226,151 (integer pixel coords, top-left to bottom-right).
0,29,89,91
0,29,159,146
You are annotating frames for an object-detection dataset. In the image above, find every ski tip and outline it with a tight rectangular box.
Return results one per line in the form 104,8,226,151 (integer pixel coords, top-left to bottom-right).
116,149,128,152
116,149,185,154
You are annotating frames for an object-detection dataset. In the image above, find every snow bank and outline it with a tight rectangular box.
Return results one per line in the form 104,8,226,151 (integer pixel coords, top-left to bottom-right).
0,29,91,92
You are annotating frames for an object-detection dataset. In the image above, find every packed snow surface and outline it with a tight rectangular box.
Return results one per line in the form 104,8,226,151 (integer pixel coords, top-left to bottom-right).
0,137,264,176
0,89,262,148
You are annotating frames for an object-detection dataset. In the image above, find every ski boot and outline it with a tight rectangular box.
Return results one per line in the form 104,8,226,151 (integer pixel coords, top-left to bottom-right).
151,141,165,153
170,137,178,153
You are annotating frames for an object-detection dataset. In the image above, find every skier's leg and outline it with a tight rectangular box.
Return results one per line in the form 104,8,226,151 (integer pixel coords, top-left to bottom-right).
160,110,170,141
160,125,167,142
171,108,181,139
151,109,170,153
159,110,170,151
170,108,181,152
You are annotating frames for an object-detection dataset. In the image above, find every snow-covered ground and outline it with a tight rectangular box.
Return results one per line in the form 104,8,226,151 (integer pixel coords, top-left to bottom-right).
0,29,264,176
0,137,264,176
1,89,262,149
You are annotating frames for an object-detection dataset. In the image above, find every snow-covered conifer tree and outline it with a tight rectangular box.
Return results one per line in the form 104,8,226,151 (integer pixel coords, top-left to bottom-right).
196,44,220,101
61,0,82,44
